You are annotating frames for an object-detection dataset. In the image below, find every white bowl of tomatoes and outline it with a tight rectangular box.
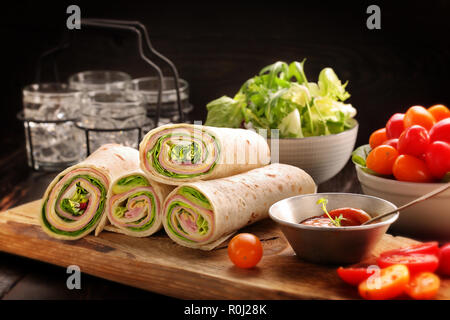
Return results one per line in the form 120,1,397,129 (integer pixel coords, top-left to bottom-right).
353,105,450,239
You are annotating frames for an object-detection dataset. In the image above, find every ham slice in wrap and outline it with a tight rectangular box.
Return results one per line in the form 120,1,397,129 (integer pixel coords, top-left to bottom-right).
98,167,174,237
162,163,316,250
139,124,271,186
40,144,141,240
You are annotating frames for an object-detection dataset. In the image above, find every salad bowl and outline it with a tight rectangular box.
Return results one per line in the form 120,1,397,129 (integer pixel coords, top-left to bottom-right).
204,60,359,185
269,120,358,184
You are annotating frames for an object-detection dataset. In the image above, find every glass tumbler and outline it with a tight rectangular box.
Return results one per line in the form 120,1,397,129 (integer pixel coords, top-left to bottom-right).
68,70,132,92
79,90,153,153
130,77,192,125
22,83,85,171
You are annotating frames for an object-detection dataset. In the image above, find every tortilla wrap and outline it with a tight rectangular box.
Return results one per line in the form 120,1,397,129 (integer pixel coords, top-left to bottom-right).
162,163,316,250
139,123,271,185
39,144,140,240
98,168,174,237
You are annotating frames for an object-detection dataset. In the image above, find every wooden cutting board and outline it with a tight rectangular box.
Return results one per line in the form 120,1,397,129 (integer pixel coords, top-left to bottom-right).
0,200,449,300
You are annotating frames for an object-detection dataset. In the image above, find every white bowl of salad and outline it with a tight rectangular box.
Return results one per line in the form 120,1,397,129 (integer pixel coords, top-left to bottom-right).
204,60,358,184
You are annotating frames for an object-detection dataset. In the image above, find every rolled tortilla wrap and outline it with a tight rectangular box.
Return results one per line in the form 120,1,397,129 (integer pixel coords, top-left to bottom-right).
162,163,316,250
139,123,271,185
102,169,174,237
40,144,140,240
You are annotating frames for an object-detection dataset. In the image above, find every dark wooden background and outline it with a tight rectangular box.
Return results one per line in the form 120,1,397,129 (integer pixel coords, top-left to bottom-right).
0,0,449,299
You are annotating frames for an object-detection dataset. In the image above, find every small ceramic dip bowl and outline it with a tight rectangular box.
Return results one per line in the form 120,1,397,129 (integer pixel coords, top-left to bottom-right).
269,193,399,265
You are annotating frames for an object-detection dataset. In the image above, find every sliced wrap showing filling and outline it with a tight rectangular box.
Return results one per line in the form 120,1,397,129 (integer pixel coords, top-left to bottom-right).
165,186,214,243
41,168,108,238
162,163,317,250
108,174,160,234
144,126,220,179
139,124,271,186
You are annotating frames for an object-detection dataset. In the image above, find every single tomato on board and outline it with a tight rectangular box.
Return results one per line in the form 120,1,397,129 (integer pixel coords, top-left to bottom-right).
228,233,263,269
438,244,450,276
405,272,440,300
366,145,399,175
337,267,376,286
397,125,430,157
385,113,405,139
377,253,439,274
358,264,410,300
392,155,434,182
428,104,450,122
380,242,440,258
404,106,436,131
369,128,388,149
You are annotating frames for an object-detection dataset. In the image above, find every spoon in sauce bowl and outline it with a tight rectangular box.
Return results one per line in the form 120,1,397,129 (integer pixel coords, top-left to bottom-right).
361,182,450,226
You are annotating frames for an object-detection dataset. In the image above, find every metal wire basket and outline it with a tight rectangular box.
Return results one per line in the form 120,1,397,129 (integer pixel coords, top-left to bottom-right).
18,18,185,171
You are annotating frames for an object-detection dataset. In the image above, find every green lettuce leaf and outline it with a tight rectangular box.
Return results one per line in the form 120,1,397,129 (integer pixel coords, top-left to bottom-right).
112,175,149,195
351,144,383,176
196,215,209,235
352,144,372,167
114,206,128,218
205,96,244,128
178,186,212,210
318,68,351,101
204,60,356,139
279,109,303,138
60,182,89,216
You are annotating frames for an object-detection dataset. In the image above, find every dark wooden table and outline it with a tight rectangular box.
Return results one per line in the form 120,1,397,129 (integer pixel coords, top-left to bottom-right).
0,144,364,300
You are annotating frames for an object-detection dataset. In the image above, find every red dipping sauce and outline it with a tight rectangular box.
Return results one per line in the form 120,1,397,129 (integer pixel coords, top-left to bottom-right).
300,207,371,227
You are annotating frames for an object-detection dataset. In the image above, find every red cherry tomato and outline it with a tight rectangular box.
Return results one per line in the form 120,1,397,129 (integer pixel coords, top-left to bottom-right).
397,125,430,157
228,233,263,269
404,106,436,131
380,242,440,258
337,267,376,286
428,104,450,122
429,118,450,144
405,272,440,300
393,155,434,182
366,145,399,175
327,208,371,226
425,141,450,179
438,243,450,276
383,138,398,149
369,128,388,149
377,253,439,274
386,113,405,139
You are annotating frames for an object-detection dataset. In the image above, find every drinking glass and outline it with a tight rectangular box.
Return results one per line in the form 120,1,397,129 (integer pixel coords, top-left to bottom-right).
130,77,192,125
79,90,152,153
22,83,85,171
69,70,132,92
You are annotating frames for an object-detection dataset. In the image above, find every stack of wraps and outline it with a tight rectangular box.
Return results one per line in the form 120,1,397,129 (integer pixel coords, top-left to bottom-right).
40,124,316,246
139,123,271,185
40,144,172,240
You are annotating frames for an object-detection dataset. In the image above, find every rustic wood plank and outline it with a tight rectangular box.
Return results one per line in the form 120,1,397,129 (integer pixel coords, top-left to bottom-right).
0,200,449,300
